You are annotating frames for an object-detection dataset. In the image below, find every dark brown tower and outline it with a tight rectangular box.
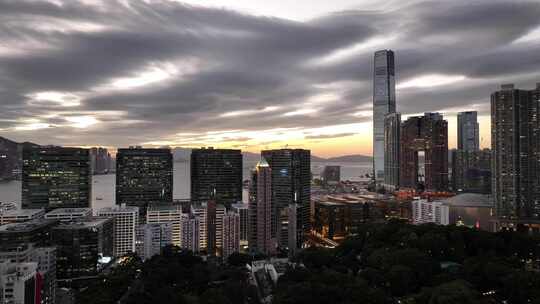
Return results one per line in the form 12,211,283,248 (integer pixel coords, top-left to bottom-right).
400,113,448,191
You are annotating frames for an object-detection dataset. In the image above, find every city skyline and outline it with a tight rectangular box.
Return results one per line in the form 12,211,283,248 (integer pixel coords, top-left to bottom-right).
0,0,539,157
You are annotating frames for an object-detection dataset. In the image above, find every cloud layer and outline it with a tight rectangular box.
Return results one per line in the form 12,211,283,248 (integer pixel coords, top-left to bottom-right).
0,0,539,155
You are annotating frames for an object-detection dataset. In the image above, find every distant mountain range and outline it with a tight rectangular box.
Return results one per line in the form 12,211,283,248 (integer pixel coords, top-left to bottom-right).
173,148,372,163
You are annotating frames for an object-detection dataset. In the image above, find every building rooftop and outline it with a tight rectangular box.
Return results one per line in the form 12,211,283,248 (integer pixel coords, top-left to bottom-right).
0,218,58,233
147,204,182,212
52,217,112,230
441,193,494,207
231,203,248,209
45,208,92,215
0,209,45,217
98,205,139,213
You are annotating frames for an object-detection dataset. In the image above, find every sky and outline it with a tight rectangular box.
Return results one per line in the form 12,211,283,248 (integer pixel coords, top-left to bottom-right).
0,0,539,157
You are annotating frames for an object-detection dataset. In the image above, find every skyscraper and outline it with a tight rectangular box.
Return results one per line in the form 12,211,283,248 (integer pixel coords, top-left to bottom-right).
384,112,401,189
261,149,310,250
248,160,275,255
22,146,91,210
190,148,242,207
491,83,540,230
400,113,448,191
373,50,396,181
457,111,480,152
116,147,173,218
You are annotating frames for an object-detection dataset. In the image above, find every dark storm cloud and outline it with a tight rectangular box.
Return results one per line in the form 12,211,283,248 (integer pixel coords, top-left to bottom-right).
0,0,539,148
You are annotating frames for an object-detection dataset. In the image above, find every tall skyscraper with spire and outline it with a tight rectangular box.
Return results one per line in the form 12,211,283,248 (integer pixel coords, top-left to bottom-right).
373,50,396,181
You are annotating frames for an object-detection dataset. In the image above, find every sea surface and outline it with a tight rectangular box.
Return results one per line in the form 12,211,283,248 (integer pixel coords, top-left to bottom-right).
0,161,371,211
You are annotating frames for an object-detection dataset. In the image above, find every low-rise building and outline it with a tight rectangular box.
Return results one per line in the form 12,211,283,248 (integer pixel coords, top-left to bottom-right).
0,209,45,226
44,208,92,222
412,199,449,225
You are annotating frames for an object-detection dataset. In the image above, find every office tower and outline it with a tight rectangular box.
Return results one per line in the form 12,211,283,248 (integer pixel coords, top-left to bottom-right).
222,211,240,260
136,223,173,261
97,205,139,257
248,160,275,255
412,199,450,225
191,148,242,207
180,214,199,252
457,111,480,152
400,113,448,191
0,219,57,263
0,261,39,304
22,146,91,211
384,112,401,189
451,149,491,194
146,204,182,247
44,207,92,222
116,147,173,218
0,209,45,226
191,204,207,251
373,50,396,181
261,149,310,249
231,203,249,246
51,217,114,280
89,147,112,175
321,166,340,185
492,83,540,229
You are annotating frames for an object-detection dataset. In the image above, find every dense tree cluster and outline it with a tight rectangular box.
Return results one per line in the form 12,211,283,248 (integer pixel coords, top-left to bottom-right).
277,220,540,304
78,221,540,304
77,248,258,304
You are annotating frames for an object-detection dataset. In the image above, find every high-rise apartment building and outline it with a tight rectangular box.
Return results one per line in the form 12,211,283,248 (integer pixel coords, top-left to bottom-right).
0,261,39,304
190,148,242,207
89,147,113,175
451,149,491,194
321,166,340,186
191,204,207,251
457,111,480,152
248,160,275,255
222,211,240,260
400,113,448,191
22,146,91,211
97,205,139,257
180,214,199,252
373,50,396,181
261,149,310,250
491,83,540,230
116,147,173,218
384,112,401,189
136,223,173,261
231,203,249,246
146,204,182,247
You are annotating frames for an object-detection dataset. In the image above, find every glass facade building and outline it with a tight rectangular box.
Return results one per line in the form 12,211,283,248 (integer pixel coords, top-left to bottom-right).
116,147,173,219
373,50,396,181
22,146,91,211
190,148,242,207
